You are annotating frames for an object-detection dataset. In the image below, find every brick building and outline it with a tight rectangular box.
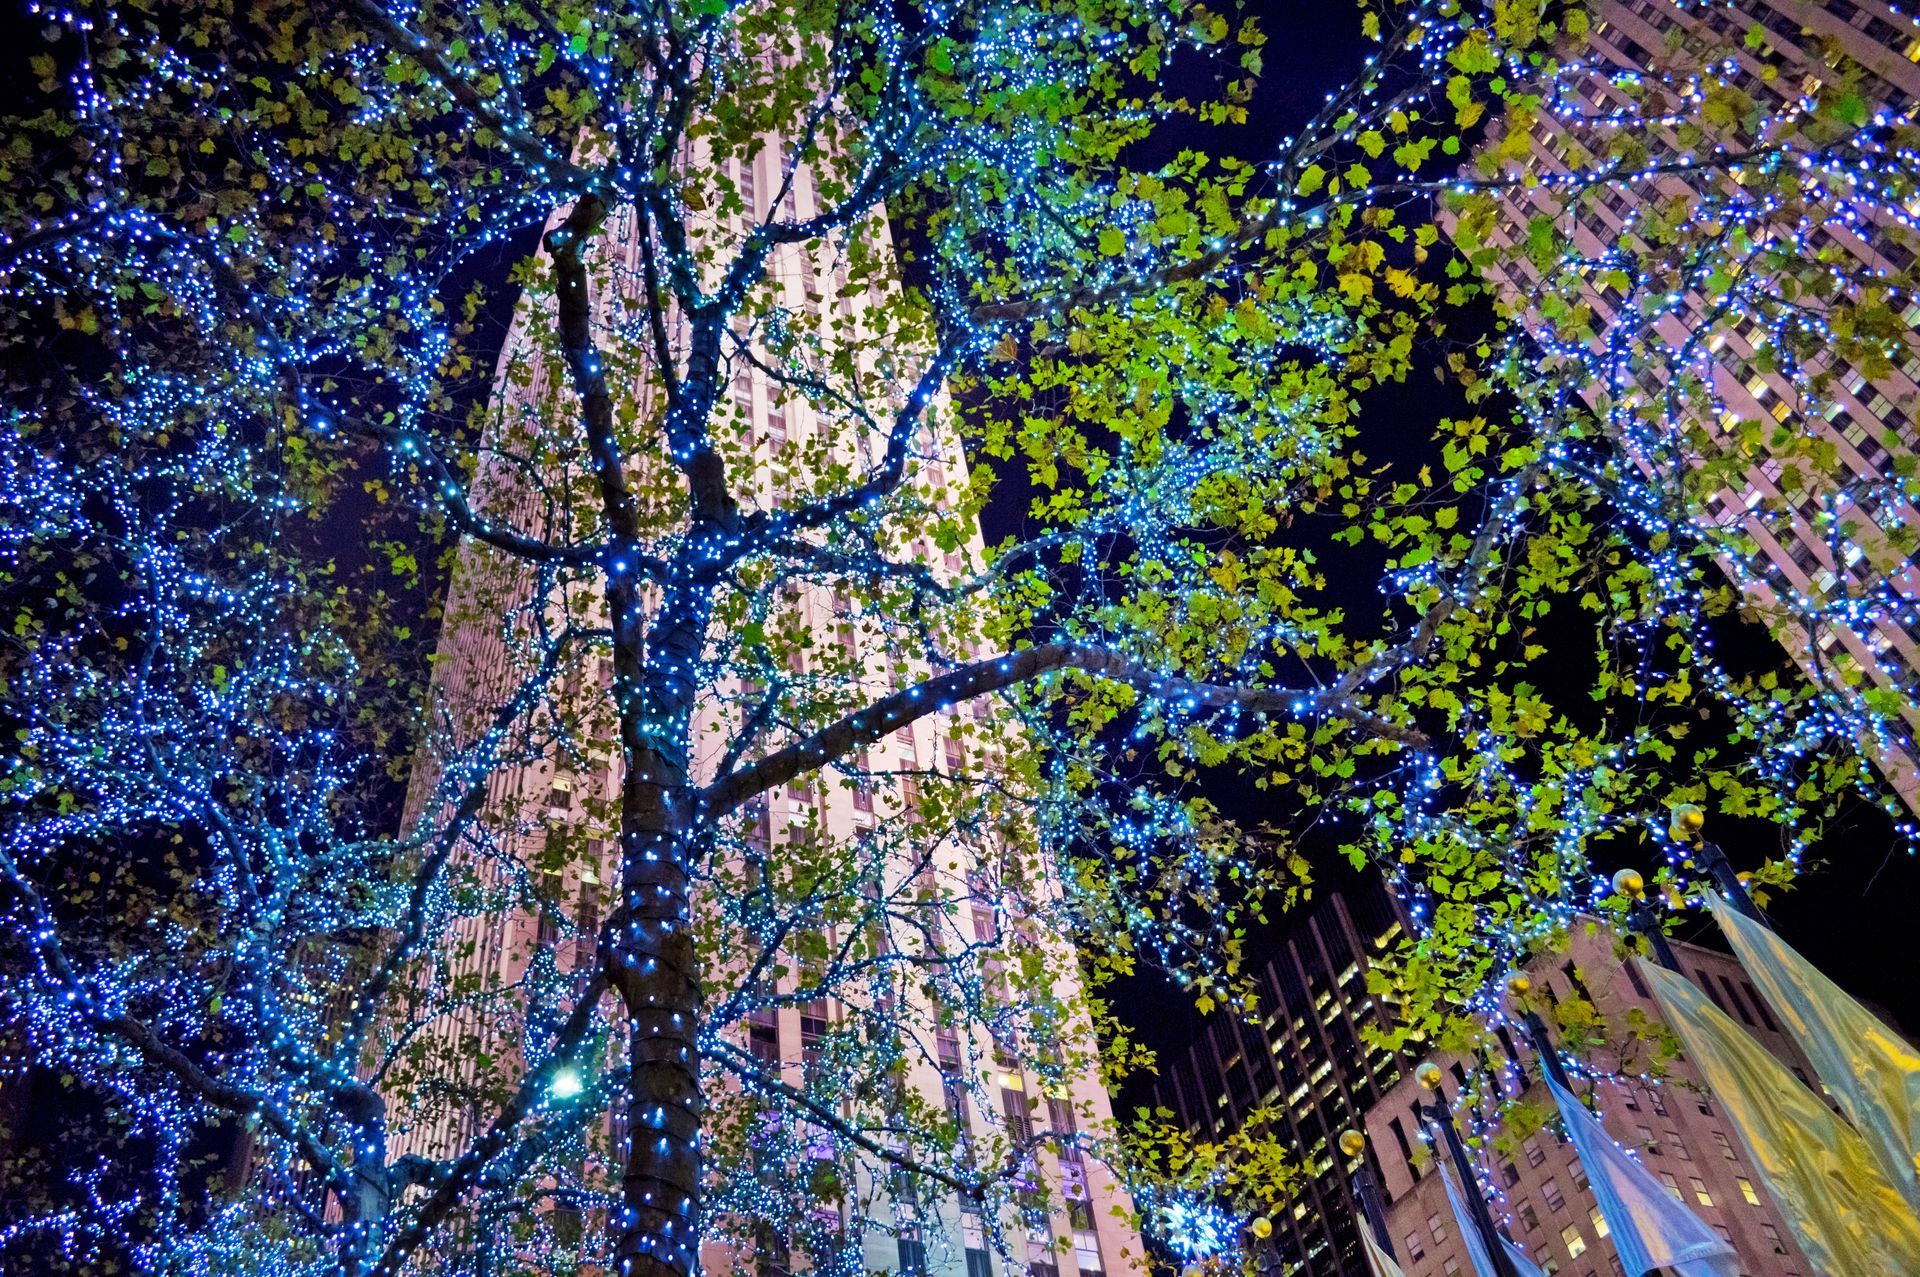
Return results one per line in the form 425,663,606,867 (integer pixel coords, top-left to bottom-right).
1358,924,1822,1277
389,139,1144,1277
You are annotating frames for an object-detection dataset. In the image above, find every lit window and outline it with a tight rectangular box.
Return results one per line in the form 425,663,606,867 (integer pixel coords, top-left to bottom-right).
1590,1205,1609,1239
1691,1176,1714,1206
1562,1224,1587,1258
1738,1176,1761,1206
1659,1172,1682,1200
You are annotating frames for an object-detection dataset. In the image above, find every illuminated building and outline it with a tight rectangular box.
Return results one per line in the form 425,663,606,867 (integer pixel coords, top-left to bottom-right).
1456,0,1920,796
1150,878,1410,1275
386,142,1144,1275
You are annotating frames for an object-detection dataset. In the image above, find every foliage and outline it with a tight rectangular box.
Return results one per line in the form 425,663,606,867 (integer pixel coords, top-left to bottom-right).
0,0,1916,1274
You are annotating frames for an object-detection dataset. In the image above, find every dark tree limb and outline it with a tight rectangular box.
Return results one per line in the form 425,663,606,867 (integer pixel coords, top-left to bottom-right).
700,641,1429,816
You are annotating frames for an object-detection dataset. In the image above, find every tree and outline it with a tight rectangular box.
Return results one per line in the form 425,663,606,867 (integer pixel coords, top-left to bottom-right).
1,0,1914,1274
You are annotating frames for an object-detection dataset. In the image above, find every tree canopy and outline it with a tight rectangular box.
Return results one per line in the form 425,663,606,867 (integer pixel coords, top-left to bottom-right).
1,0,1916,1273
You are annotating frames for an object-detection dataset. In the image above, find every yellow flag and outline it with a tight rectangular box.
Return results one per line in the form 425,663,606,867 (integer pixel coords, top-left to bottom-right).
1359,1221,1407,1277
1643,962,1920,1275
1705,890,1920,1211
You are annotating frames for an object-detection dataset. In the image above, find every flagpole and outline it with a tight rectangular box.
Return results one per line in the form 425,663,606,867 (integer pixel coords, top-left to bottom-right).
1612,868,1680,971
1504,975,1574,1094
1416,1063,1519,1277
1338,1129,1397,1260
1669,803,1767,925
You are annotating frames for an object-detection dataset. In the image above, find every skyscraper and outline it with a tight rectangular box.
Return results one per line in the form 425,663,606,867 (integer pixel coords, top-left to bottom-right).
1150,878,1411,1276
1450,0,1920,795
384,140,1144,1275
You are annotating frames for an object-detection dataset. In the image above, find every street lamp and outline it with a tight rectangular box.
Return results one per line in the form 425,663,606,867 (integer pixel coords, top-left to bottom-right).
548,1063,585,1101
1668,802,1768,924
1338,1127,1397,1264
1613,867,1680,971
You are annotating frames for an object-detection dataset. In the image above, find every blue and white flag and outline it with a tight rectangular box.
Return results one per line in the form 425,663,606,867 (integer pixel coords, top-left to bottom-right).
1544,1074,1738,1277
1436,1161,1547,1277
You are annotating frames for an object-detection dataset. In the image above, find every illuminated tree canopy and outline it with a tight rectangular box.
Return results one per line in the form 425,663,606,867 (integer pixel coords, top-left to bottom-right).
1,0,1915,1273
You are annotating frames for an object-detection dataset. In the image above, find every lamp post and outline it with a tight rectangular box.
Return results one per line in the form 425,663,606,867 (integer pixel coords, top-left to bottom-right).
1241,1212,1283,1277
1669,803,1768,926
1505,975,1574,1094
1339,1128,1397,1262
1415,1063,1519,1277
1613,867,1680,972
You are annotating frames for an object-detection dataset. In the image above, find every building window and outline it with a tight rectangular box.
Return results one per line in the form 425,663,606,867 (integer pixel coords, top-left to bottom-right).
748,1008,780,1066
1526,1138,1548,1168
965,1250,992,1277
1542,1178,1565,1212
1589,1204,1609,1238
1519,1201,1540,1230
1762,1222,1787,1254
1737,1175,1760,1206
1713,1131,1735,1160
1405,1233,1426,1262
1428,1213,1448,1243
1659,1172,1682,1200
1000,1088,1032,1143
1690,1177,1713,1207
1668,1131,1689,1160
1562,1223,1587,1258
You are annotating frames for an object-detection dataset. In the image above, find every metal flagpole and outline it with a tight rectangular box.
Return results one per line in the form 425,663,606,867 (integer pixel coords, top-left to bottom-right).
1338,1128,1397,1260
1415,1064,1519,1277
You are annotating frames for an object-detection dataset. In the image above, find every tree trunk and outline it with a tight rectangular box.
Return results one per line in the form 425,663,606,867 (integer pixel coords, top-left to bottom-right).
615,747,704,1277
610,592,709,1277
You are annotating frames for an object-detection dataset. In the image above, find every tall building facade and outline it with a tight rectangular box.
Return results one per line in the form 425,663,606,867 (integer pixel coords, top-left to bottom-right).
1151,878,1411,1276
1358,925,1822,1277
1453,0,1920,793
387,139,1144,1276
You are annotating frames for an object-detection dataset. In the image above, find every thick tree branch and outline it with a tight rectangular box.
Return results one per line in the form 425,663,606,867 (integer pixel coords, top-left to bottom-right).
699,641,1427,815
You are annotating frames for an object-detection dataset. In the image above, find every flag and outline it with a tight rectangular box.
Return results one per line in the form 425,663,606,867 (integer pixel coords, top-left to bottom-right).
1435,1161,1547,1277
1358,1220,1407,1277
1642,961,1920,1275
1704,889,1920,1211
1543,1073,1738,1277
